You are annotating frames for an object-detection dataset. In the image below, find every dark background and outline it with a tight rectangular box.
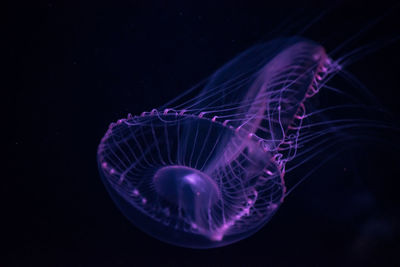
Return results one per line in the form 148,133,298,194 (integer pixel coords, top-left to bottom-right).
12,0,400,266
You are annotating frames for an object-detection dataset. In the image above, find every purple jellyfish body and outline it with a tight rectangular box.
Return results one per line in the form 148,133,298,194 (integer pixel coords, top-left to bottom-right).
97,37,373,248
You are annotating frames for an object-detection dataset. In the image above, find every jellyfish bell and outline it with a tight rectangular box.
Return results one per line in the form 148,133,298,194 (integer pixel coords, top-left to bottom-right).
97,36,396,248
98,111,284,248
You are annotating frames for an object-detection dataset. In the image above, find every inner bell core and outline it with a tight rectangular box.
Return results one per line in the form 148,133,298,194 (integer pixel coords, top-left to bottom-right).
153,165,220,207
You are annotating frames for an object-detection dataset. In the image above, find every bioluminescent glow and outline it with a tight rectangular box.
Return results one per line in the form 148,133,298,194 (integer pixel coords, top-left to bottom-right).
97,37,393,248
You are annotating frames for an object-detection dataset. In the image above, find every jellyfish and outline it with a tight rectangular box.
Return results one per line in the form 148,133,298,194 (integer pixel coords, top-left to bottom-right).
97,37,395,248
